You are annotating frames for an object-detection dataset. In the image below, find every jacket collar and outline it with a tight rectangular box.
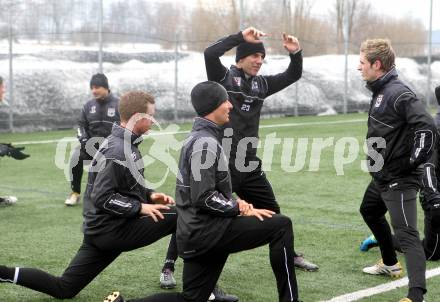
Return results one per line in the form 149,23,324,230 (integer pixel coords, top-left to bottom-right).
96,92,113,103
230,65,253,80
192,117,223,140
366,68,398,93
111,124,143,146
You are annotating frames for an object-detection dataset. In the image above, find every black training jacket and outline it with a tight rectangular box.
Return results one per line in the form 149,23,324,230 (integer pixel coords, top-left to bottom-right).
82,124,154,235
77,93,120,145
175,117,239,259
204,32,302,157
366,68,437,188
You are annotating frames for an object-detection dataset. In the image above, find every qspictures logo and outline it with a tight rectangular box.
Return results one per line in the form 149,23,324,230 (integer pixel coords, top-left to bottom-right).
55,120,385,190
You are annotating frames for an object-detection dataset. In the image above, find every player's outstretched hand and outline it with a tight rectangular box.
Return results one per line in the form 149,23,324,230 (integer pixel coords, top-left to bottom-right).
243,208,275,221
282,33,300,53
150,192,175,205
140,204,171,222
242,27,266,43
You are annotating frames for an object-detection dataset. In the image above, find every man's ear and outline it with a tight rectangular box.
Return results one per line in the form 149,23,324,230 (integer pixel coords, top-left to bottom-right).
373,59,382,71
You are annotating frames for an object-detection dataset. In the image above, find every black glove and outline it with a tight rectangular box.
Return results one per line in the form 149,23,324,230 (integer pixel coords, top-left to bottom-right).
435,86,440,106
0,143,30,160
79,138,88,151
430,201,440,233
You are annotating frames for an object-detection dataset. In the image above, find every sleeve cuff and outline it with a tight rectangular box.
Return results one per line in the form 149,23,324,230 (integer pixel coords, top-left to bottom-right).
289,49,302,56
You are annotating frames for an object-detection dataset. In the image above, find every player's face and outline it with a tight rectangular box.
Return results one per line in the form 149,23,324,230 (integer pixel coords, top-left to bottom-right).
358,52,380,82
91,85,109,100
0,83,5,102
238,52,264,76
212,99,232,125
136,104,156,135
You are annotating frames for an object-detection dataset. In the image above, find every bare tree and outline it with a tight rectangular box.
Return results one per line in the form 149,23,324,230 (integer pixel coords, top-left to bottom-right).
40,0,76,42
333,0,371,53
185,0,239,51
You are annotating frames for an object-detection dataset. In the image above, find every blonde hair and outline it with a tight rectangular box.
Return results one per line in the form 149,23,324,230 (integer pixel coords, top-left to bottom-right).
360,39,395,72
119,91,155,122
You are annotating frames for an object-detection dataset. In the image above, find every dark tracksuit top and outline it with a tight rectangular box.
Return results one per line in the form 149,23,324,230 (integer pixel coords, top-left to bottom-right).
175,117,239,259
366,68,437,189
77,93,120,146
204,32,302,157
83,124,154,235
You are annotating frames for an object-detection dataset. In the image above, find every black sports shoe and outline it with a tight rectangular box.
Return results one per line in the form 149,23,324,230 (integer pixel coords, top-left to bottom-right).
208,285,239,302
103,291,124,302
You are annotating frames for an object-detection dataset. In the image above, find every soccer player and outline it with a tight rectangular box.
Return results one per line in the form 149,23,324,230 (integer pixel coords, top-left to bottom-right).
103,81,302,302
0,91,176,299
0,75,30,206
358,39,437,302
202,26,318,272
65,73,120,206
360,85,440,262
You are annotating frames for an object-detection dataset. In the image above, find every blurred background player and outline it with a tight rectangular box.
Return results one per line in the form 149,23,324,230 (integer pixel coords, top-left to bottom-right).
65,73,120,206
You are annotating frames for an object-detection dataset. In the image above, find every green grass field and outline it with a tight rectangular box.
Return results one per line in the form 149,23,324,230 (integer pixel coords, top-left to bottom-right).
1,113,439,301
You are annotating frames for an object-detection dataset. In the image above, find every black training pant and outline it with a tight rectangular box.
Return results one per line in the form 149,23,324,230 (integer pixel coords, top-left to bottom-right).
230,155,280,213
14,210,177,299
360,181,426,291
128,214,299,302
422,210,440,260
162,156,284,278
391,208,440,261
229,155,302,258
69,145,93,194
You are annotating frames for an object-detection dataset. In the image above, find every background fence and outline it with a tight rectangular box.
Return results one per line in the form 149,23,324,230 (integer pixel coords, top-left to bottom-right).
0,0,439,132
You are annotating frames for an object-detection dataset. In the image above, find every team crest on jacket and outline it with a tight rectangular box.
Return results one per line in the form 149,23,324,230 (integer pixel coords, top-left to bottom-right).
375,94,384,108
233,77,241,86
90,105,96,113
251,81,259,91
107,107,116,117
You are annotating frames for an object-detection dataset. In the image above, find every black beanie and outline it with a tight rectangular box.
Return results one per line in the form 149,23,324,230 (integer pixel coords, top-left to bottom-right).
435,86,440,106
235,41,266,62
90,73,109,90
191,81,228,116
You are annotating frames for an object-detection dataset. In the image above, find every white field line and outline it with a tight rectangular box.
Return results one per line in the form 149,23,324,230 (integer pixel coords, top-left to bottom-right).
322,266,440,302
11,118,366,146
